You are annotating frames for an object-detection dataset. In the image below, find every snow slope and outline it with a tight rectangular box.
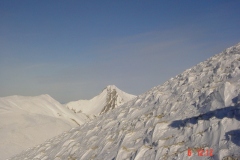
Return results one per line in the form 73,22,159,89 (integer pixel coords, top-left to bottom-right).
9,43,240,160
0,94,88,160
65,85,136,118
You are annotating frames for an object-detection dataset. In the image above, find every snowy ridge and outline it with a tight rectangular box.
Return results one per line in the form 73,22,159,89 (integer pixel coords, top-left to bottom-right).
65,85,136,118
0,94,88,160
9,43,240,160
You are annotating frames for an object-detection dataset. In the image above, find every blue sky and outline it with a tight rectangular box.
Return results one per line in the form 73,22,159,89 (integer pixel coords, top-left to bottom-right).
1,0,240,103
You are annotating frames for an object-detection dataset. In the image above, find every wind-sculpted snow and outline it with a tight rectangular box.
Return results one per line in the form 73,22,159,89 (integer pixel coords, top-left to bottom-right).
9,43,240,160
170,104,240,128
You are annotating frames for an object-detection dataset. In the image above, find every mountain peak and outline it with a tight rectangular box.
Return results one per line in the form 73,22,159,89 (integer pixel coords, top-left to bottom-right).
106,84,117,88
104,85,118,91
66,85,136,117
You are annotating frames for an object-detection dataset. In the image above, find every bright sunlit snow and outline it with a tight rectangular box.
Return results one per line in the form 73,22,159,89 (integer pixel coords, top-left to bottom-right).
8,43,240,160
65,85,136,118
0,86,135,160
0,94,87,160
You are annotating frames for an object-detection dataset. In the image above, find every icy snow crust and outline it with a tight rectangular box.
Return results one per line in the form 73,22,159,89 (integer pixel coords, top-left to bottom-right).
9,43,240,160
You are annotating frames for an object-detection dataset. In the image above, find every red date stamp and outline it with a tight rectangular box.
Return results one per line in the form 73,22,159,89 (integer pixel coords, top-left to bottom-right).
188,148,213,156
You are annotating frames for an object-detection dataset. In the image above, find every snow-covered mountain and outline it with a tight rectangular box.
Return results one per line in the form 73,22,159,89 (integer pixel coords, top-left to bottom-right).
0,94,88,160
65,85,136,118
9,43,240,160
0,86,135,159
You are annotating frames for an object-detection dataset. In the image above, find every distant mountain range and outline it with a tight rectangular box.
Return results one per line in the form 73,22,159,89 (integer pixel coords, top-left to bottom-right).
9,42,240,160
0,86,136,160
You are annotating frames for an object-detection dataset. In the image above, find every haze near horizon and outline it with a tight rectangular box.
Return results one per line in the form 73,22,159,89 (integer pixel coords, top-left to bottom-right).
1,0,240,103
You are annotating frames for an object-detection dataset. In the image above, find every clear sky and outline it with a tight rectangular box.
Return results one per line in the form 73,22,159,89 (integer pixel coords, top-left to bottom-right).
1,0,240,103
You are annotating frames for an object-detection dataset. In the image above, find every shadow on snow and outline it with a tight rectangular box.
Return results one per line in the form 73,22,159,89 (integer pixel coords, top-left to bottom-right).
169,95,240,146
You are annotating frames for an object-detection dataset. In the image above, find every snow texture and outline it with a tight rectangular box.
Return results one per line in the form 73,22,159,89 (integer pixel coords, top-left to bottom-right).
0,94,88,160
0,86,135,160
8,43,240,160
